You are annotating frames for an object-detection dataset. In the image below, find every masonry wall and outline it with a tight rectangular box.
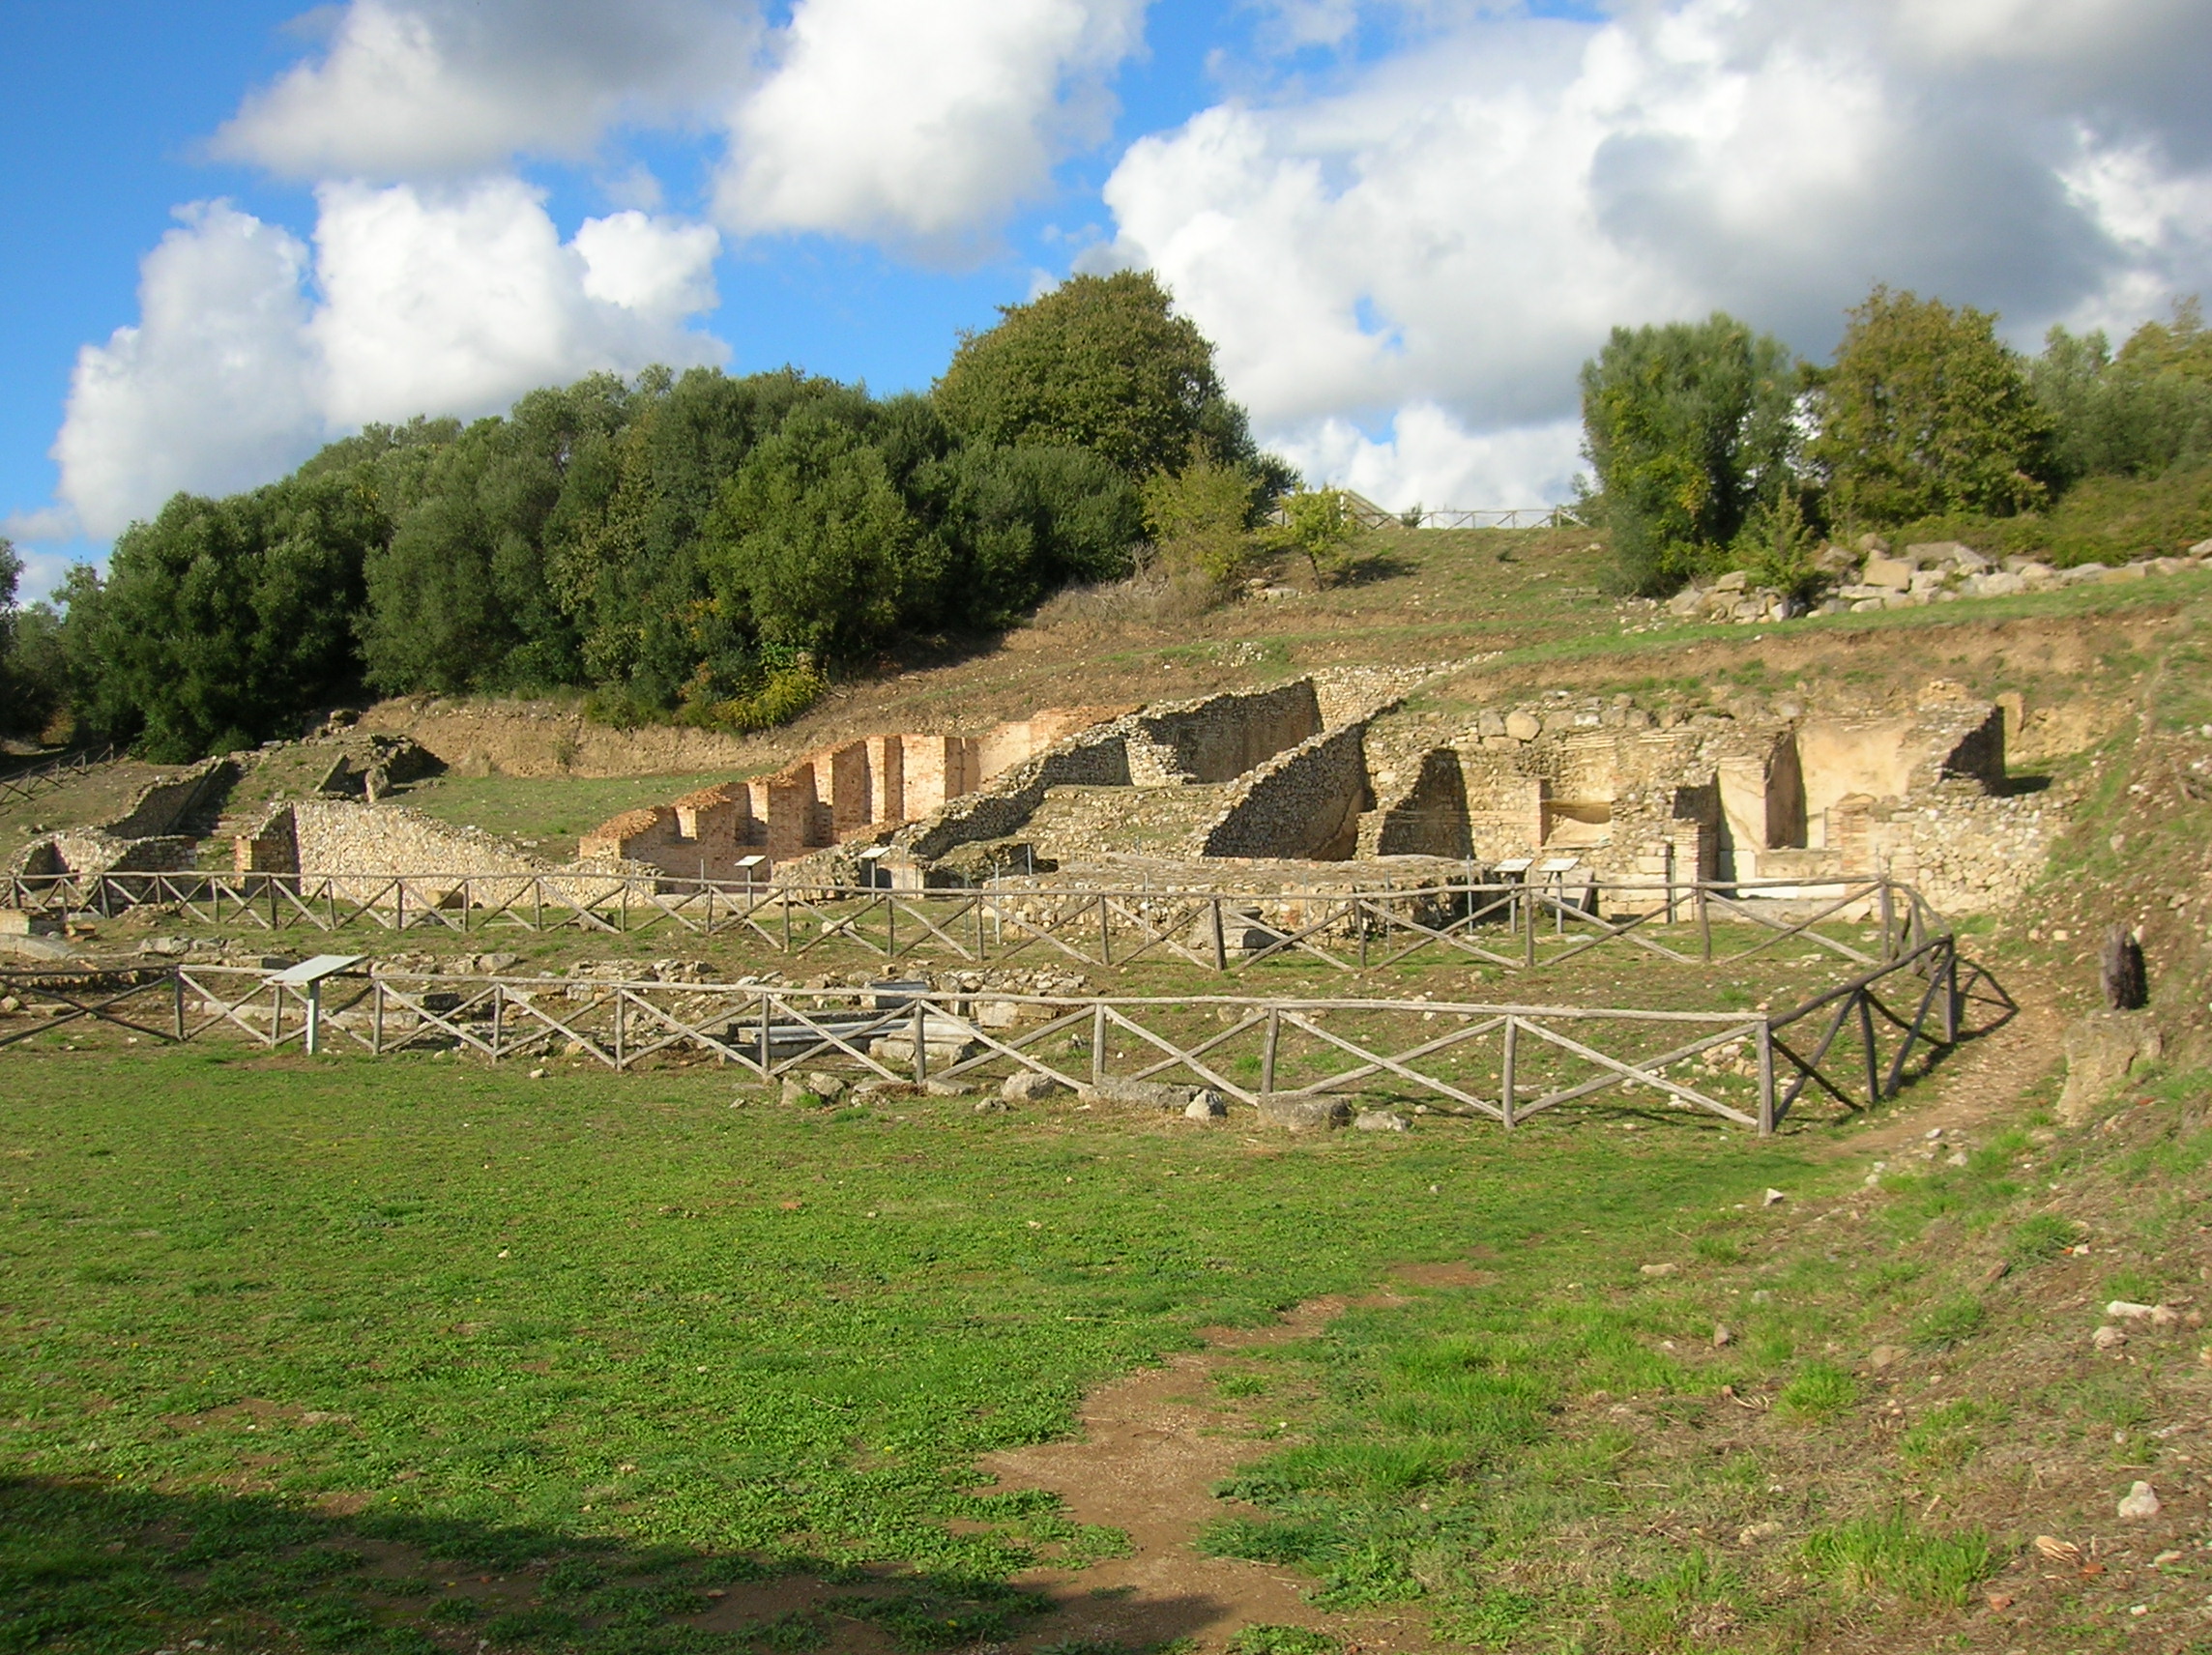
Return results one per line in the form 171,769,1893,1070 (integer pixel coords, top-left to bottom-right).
1371,748,1472,858
902,730,1134,861
1129,682,1324,784
1199,723,1373,860
105,757,238,839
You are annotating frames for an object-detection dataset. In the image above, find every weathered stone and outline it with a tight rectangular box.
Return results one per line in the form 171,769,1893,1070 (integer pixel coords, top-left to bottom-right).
2118,1481,2162,1520
1713,569,1749,592
1503,711,1542,742
1639,1262,1678,1278
2093,1324,2129,1350
1862,555,1914,590
1666,588,1706,617
1184,1090,1230,1120
1353,1109,1409,1132
1868,1344,1906,1371
1080,1075,1196,1110
1761,1187,1787,1206
1854,532,1891,555
1002,1069,1072,1104
782,1071,849,1106
2058,1011,2162,1125
1256,1093,1351,1131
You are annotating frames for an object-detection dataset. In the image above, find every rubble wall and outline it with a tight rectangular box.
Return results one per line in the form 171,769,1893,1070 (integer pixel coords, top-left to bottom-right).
1129,682,1323,784
1199,723,1373,860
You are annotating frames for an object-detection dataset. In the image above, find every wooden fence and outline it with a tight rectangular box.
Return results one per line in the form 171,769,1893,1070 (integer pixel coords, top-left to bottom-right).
0,929,1991,1134
1,870,1941,977
0,744,117,807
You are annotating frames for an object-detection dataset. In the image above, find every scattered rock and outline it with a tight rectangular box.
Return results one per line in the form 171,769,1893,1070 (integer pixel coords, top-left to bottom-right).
1761,1187,1787,1207
2093,1324,2129,1350
923,1080,971,1098
2034,1535,2084,1567
1184,1091,1229,1120
2108,1300,2160,1321
1712,1322,1732,1348
1255,1093,1351,1131
782,1071,849,1106
1639,1262,1679,1278
1868,1344,1906,1371
1353,1109,1409,1132
478,951,522,973
2058,1012,2163,1125
526,1067,545,1080
972,1097,1009,1114
2118,1481,2162,1521
141,936,189,957
1002,1069,1072,1104
1863,554,1915,591
1503,710,1543,742
1737,1521,1782,1546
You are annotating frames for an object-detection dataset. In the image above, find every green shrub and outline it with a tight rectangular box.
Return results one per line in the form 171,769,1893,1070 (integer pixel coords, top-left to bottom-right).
1225,1627,1340,1655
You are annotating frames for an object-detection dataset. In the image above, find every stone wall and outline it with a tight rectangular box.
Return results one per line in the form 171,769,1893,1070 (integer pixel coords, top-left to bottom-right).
105,756,238,839
900,729,1135,861
239,800,553,902
1128,682,1323,784
1367,748,1472,858
1199,723,1373,860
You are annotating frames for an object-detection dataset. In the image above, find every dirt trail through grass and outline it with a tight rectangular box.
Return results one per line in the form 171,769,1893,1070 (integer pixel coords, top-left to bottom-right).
982,1271,1485,1653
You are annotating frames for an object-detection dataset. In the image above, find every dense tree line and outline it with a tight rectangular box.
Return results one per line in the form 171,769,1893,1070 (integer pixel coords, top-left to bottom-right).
11,272,1286,762
1582,287,2212,594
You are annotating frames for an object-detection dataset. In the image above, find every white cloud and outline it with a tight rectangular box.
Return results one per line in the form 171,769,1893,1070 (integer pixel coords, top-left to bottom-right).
1103,0,2212,504
310,179,724,429
714,0,1146,247
1275,406,1582,513
54,202,322,541
50,185,725,539
212,0,757,179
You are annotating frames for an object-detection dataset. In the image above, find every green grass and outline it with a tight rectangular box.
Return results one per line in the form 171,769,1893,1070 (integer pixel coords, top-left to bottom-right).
1798,1511,1999,1607
0,1044,1806,1653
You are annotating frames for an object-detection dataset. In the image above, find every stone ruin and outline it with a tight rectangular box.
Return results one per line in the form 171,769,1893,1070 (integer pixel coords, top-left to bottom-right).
576,707,1132,879
8,667,2058,922
570,667,2044,915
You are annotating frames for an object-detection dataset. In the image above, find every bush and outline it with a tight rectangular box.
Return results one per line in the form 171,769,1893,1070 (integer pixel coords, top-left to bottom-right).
1579,312,1800,594
1141,453,1266,590
1774,1361,1861,1421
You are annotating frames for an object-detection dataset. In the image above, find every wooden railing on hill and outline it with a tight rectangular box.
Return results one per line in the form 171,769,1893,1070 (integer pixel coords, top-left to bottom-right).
0,744,118,808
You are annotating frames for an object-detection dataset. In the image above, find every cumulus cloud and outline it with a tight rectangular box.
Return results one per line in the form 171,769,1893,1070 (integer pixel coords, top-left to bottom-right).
714,0,1146,247
1105,0,2212,507
54,202,322,542
52,184,724,539
211,0,757,179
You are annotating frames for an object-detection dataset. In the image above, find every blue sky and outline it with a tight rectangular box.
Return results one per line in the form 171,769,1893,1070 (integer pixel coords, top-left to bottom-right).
7,0,2210,602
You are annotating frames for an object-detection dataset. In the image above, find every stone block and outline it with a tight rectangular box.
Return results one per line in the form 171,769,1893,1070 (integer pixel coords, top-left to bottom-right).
1503,711,1542,741
1078,1076,1195,1110
2058,1012,2162,1125
1713,569,1749,592
1862,555,1914,590
1257,1093,1351,1131
1002,1069,1071,1104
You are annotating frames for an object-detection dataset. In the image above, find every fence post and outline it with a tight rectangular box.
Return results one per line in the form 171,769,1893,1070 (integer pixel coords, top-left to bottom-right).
1262,1008,1280,1095
1858,990,1880,1105
1210,898,1227,972
1943,941,1960,1042
372,979,384,1054
1524,887,1537,968
1698,885,1712,962
614,993,626,1071
1878,881,1896,961
912,1000,927,1086
1097,895,1112,968
1500,1015,1517,1129
1091,1002,1106,1086
1757,1019,1775,1137
173,969,186,1042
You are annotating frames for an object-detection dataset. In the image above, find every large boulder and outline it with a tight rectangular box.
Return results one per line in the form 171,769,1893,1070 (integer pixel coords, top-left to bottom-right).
1079,1075,1197,1110
2058,1012,2163,1126
1862,555,1914,591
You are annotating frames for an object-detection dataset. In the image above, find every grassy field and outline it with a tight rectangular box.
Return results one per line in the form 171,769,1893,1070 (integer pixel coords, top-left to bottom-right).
8,1030,2212,1654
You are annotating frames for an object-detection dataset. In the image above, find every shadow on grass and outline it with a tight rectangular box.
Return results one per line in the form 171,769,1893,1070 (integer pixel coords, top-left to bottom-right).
0,1476,1224,1655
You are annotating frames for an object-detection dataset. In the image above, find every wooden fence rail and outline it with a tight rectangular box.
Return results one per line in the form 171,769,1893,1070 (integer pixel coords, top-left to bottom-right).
0,932,1998,1134
0,743,118,807
2,870,1939,975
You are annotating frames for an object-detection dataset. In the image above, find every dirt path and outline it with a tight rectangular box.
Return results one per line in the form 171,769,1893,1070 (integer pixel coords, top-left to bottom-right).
977,1269,1494,1653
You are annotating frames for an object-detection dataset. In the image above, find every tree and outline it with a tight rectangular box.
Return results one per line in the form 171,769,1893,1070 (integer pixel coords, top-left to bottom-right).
935,271,1270,481
1578,313,1800,593
69,477,380,759
702,404,936,666
1266,486,1358,587
1141,451,1265,588
1810,286,2056,525
2033,299,2212,485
